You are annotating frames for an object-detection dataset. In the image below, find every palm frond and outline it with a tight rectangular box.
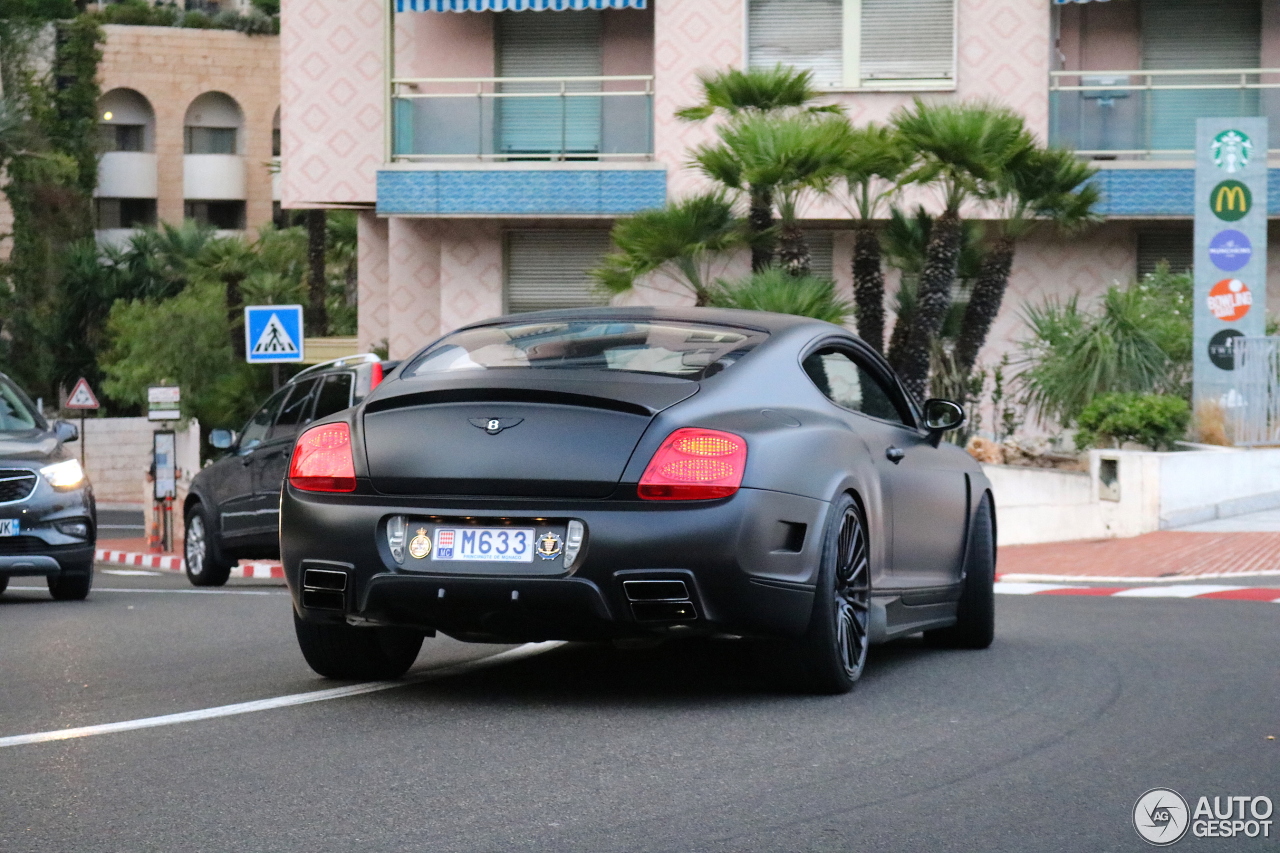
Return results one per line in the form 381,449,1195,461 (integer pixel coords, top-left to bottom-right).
709,266,851,324
676,64,842,121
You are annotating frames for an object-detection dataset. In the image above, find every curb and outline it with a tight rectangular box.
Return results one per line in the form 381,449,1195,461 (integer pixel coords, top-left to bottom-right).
995,581,1280,601
95,548,284,579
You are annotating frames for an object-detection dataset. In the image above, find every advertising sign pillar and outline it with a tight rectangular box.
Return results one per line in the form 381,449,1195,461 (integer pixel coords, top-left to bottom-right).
1194,117,1269,420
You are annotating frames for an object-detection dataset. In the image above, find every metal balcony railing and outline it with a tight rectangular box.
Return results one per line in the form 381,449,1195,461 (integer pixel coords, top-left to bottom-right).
1049,68,1280,159
390,75,655,162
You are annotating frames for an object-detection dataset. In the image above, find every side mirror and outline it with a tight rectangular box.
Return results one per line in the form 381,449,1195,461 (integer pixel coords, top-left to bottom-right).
209,428,235,450
922,398,966,446
54,420,78,443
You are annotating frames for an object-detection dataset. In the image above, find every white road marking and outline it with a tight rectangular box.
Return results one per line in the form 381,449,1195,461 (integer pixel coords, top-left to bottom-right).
1111,584,1246,598
0,641,563,749
6,586,282,596
993,582,1086,595
999,571,1280,584
102,569,160,577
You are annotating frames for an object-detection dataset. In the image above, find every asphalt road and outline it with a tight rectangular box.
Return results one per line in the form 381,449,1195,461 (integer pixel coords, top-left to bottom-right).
1,568,1277,853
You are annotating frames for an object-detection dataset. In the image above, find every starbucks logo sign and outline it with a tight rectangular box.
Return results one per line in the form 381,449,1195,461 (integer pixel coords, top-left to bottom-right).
1212,129,1252,173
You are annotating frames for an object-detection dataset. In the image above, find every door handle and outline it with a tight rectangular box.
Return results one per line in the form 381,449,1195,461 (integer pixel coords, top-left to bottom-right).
886,447,905,464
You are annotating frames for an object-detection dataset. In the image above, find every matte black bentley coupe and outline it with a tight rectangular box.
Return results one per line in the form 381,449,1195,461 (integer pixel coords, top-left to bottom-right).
281,307,995,694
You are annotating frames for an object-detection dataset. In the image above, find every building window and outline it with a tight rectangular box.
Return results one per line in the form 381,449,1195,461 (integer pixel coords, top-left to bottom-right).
505,230,612,314
185,127,237,155
185,200,246,230
748,0,955,89
97,198,157,230
100,124,145,153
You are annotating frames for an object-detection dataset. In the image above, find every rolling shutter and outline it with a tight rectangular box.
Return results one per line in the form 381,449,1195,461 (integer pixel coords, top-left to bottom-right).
803,230,834,281
1140,0,1260,151
497,12,603,154
748,0,843,88
506,231,613,314
1137,228,1193,279
860,0,954,81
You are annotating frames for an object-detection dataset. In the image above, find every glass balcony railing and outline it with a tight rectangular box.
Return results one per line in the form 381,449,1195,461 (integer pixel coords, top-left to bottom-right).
1049,68,1280,158
390,75,654,162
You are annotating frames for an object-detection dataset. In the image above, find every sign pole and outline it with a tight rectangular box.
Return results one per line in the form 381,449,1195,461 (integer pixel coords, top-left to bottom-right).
1193,117,1269,438
80,412,85,466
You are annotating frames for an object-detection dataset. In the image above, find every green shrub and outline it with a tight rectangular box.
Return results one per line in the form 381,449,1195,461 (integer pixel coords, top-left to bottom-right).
1074,392,1191,451
708,266,851,324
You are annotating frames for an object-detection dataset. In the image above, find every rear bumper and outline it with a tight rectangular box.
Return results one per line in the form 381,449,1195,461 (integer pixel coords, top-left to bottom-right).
281,485,829,642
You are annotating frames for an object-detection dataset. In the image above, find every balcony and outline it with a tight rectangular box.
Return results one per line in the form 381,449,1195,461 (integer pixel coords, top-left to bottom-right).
390,75,654,162
1050,68,1280,159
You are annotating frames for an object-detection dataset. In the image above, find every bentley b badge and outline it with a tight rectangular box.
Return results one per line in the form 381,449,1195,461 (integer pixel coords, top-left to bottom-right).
469,417,524,435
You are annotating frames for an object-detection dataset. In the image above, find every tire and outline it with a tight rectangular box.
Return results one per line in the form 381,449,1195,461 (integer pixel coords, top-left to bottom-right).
184,503,233,587
293,610,424,680
48,560,93,601
924,492,995,650
0,575,9,595
783,494,872,695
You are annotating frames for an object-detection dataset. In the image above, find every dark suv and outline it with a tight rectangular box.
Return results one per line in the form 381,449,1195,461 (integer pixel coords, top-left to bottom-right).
0,372,96,600
184,354,396,586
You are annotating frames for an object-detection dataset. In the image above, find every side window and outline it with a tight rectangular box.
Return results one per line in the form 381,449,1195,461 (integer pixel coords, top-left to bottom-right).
269,378,321,442
312,372,354,420
238,388,289,452
802,348,906,425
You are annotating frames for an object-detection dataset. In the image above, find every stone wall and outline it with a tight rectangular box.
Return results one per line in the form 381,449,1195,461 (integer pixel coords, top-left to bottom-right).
80,417,201,510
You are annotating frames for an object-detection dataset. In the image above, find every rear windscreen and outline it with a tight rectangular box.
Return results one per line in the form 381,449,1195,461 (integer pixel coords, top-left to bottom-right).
404,321,767,380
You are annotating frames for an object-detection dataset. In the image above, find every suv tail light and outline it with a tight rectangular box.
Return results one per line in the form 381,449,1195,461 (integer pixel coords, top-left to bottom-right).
370,361,384,390
289,423,357,492
638,428,747,501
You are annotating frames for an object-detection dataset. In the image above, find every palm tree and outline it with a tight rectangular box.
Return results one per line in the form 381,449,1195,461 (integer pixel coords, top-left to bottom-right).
591,193,746,306
952,145,1100,378
837,124,912,353
889,99,1030,402
677,65,840,271
692,112,853,277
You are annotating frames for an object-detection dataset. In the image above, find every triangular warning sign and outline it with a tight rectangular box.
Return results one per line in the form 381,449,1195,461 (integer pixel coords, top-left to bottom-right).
251,313,300,356
65,377,99,410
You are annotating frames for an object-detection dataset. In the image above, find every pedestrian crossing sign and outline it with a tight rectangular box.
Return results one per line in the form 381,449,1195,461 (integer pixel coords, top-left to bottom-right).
244,305,305,364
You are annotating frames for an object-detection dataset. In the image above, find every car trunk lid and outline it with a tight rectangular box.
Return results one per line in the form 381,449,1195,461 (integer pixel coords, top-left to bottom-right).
362,371,697,498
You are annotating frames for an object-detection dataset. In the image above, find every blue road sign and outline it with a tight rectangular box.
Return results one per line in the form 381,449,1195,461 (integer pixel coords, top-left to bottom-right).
244,304,305,363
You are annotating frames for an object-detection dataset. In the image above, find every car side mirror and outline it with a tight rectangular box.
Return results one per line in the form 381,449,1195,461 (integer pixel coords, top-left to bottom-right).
922,399,966,446
209,428,235,450
54,420,78,443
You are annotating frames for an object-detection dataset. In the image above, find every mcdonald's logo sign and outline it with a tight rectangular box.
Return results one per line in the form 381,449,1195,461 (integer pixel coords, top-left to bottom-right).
1211,179,1252,221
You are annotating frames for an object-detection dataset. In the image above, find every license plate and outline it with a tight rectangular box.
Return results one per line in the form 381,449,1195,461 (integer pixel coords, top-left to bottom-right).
0,519,18,537
432,527,535,563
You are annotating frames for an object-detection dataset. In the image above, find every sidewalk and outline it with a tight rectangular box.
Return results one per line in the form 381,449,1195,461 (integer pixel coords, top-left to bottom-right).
999,524,1280,583
95,538,283,579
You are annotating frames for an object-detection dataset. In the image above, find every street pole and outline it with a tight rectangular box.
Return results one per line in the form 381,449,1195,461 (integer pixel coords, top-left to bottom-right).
79,411,85,466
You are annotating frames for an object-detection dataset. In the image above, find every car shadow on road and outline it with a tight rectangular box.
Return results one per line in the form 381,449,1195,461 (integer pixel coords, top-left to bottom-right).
399,635,939,707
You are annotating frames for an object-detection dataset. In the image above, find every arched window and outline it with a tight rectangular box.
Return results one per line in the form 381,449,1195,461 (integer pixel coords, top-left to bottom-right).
184,92,243,155
99,88,155,153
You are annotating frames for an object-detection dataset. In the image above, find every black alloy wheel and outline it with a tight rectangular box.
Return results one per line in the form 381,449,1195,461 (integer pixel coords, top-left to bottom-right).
184,504,232,587
833,505,872,680
787,493,871,695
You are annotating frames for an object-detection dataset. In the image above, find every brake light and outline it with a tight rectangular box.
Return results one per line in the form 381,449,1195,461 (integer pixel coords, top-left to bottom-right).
289,423,357,492
638,428,747,501
370,361,384,390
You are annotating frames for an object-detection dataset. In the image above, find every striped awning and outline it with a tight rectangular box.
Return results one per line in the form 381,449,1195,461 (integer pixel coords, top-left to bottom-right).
398,0,646,10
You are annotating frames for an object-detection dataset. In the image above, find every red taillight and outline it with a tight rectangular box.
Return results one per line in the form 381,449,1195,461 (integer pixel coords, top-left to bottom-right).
638,428,747,501
289,423,357,492
370,361,384,390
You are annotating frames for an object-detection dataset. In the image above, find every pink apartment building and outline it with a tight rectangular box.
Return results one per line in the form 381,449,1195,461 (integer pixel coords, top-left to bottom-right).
280,0,1280,365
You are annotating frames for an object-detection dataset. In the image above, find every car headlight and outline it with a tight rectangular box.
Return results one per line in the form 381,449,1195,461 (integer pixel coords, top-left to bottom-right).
40,459,86,490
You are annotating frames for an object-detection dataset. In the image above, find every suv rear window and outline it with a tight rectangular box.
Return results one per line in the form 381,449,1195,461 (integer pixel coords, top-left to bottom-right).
405,320,766,380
